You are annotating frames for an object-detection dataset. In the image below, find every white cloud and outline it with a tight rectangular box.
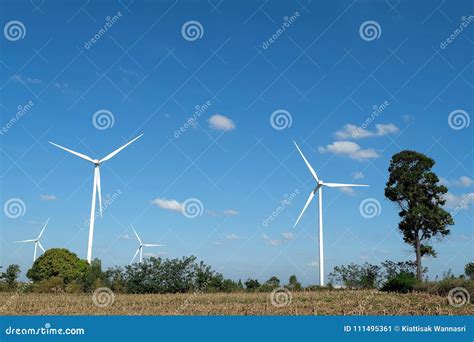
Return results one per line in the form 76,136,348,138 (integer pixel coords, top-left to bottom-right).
338,187,355,195
443,192,474,209
281,232,294,240
318,141,379,161
352,171,365,180
262,233,280,246
119,233,134,240
309,260,319,267
440,176,474,188
335,123,399,140
40,194,57,201
151,198,182,212
11,74,43,85
208,114,236,131
224,233,241,240
223,209,239,216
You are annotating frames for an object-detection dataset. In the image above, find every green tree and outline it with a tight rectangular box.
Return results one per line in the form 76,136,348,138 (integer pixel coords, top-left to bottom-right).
465,262,474,280
287,275,302,291
385,151,454,280
244,278,260,291
26,248,88,284
1,264,21,290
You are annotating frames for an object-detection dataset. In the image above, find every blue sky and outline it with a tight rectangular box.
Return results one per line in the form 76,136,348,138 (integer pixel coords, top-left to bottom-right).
0,0,472,284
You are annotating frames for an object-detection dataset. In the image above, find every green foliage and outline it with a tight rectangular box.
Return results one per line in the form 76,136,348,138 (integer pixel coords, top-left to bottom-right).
287,275,302,291
385,150,454,279
244,278,260,291
328,263,381,289
381,272,419,293
1,264,21,290
26,248,88,284
465,262,474,280
33,276,65,293
81,259,105,292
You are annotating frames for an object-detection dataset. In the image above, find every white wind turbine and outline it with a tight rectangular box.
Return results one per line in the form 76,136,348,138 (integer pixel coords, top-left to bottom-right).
49,134,143,263
15,218,50,262
130,225,164,264
292,141,369,286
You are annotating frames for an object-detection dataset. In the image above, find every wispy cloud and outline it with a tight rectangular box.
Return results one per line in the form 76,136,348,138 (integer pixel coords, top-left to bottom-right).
208,114,235,131
352,171,365,180
11,74,43,85
319,141,379,161
444,192,474,209
262,233,280,246
335,123,399,139
281,232,294,240
151,198,182,212
224,233,241,240
206,209,239,217
40,194,57,201
440,176,474,188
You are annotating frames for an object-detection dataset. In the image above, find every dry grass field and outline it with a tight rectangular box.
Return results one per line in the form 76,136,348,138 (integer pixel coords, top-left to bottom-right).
0,290,472,315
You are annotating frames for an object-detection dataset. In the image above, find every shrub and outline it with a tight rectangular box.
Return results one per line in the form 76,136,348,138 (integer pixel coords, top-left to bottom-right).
381,272,419,293
33,277,65,293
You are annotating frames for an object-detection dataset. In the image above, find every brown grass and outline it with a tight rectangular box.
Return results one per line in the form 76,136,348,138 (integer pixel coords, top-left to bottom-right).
0,290,472,316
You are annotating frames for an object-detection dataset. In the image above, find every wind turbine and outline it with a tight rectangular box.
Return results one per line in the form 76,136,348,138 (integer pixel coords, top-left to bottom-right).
49,134,143,263
292,141,369,286
15,218,50,262
130,225,164,264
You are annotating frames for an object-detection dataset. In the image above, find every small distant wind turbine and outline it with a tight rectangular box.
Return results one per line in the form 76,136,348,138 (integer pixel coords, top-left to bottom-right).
130,225,164,264
292,141,369,286
49,134,143,263
15,218,50,262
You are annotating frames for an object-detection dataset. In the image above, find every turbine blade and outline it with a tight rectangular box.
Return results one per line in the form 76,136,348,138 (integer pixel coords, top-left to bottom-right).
130,248,140,264
293,141,319,181
15,239,36,243
293,190,316,228
99,134,143,163
38,241,45,252
323,182,369,188
131,225,142,244
48,142,95,163
37,217,50,240
142,244,165,247
96,167,102,218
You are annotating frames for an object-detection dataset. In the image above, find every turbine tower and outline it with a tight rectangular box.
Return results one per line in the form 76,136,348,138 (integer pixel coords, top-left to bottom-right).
49,134,143,263
15,218,50,262
130,225,164,264
292,141,369,286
